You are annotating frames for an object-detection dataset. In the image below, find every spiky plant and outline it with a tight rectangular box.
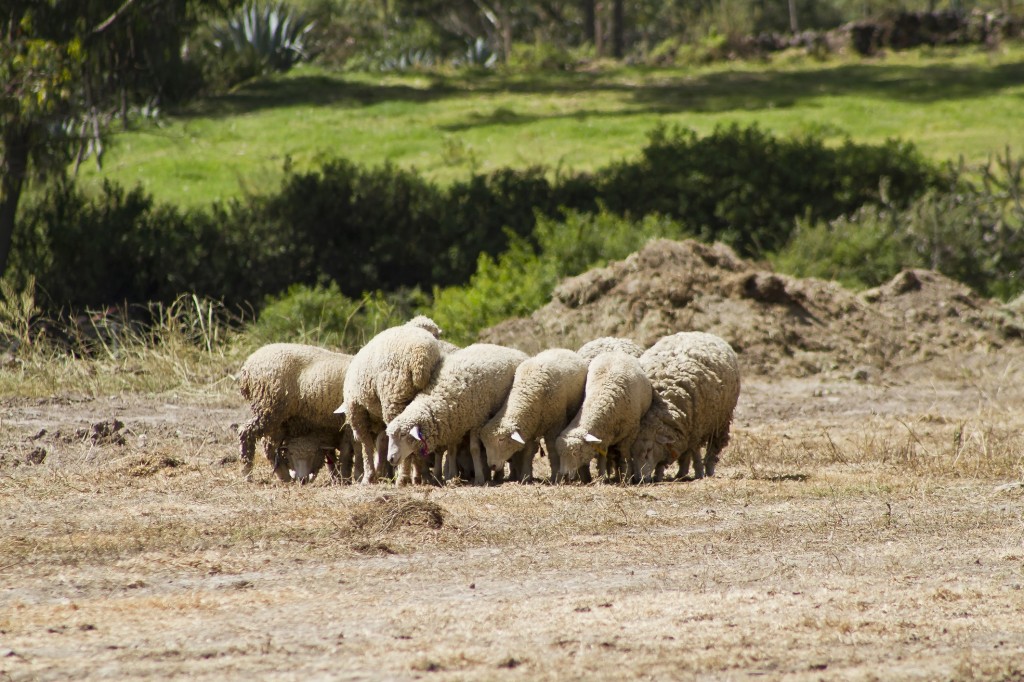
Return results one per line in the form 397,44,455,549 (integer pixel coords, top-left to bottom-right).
210,1,315,74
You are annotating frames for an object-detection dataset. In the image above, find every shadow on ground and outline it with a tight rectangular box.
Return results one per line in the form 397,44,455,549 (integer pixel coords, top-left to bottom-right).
176,61,1024,131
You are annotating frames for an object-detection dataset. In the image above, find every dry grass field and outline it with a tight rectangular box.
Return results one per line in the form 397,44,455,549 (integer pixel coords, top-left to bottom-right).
2,359,1023,681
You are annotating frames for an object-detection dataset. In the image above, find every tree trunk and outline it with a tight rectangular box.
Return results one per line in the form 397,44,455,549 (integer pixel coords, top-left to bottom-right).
788,0,800,33
581,0,595,44
611,0,624,58
595,1,604,56
0,123,30,279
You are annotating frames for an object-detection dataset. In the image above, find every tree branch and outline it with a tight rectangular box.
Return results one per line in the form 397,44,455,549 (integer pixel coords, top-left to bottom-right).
91,0,141,35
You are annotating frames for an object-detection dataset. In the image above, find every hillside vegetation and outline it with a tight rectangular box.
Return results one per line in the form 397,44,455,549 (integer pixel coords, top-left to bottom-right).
82,47,1024,208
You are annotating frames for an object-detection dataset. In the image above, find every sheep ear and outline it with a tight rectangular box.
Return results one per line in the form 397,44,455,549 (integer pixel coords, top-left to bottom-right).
334,403,346,415
584,433,602,444
510,430,526,445
410,425,423,442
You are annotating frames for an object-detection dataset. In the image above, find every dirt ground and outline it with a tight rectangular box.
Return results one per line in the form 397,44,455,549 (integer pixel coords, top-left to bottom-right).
3,241,1024,680
2,366,1023,681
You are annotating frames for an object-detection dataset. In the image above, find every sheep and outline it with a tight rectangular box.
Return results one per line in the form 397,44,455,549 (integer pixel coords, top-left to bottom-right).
480,348,588,483
237,343,352,482
631,331,740,482
385,343,529,485
555,350,653,482
276,425,356,484
576,336,644,362
338,316,445,484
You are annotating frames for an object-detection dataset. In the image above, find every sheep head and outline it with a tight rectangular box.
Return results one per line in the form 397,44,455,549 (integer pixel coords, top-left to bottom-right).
386,422,424,466
556,429,604,475
480,418,527,468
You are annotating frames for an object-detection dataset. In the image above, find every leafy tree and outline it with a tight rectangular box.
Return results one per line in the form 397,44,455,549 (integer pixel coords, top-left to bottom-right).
0,0,239,279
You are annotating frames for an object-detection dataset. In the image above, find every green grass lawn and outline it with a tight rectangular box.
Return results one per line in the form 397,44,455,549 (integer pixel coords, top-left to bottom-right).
81,45,1024,208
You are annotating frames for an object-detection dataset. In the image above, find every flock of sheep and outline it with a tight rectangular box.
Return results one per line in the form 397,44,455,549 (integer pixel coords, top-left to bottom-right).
237,316,741,486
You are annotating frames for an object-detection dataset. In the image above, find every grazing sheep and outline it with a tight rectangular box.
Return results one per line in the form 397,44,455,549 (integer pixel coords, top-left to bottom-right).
480,348,588,483
577,336,644,362
555,351,653,482
237,343,352,482
277,425,356,484
386,343,528,485
632,331,740,481
339,317,445,484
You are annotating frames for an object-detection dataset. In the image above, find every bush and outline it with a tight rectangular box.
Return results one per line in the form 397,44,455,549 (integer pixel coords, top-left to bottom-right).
772,153,1024,300
595,124,939,256
770,205,914,291
425,209,690,344
9,124,942,316
505,41,576,71
243,283,425,351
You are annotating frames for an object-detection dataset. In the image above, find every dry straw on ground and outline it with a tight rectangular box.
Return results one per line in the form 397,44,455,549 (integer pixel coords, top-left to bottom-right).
2,240,1024,680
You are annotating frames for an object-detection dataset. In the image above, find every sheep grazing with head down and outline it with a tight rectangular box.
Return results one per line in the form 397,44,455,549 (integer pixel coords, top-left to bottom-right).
276,425,356,484
386,343,528,485
555,350,653,482
632,331,740,482
481,348,588,483
237,343,352,482
338,316,446,485
576,336,644,362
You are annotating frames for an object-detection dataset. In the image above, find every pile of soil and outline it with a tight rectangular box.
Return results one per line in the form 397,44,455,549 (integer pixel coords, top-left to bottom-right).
481,239,1024,378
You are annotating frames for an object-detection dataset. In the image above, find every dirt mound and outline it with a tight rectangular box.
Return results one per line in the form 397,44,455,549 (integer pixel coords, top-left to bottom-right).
481,239,1024,378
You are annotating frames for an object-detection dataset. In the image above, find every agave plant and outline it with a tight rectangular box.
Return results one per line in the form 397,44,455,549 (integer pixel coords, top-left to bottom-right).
210,1,315,73
454,37,497,69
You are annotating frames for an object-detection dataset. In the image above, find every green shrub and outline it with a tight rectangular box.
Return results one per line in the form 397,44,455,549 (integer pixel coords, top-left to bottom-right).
244,283,425,351
770,206,915,291
505,41,575,71
425,209,690,344
9,124,942,316
771,153,1024,300
595,124,939,256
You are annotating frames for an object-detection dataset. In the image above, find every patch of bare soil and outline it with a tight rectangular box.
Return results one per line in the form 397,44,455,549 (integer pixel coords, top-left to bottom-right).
2,242,1024,680
1,374,1022,680
481,239,1024,379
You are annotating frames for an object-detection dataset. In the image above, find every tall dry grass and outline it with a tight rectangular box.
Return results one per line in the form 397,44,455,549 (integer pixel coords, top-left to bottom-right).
0,285,247,400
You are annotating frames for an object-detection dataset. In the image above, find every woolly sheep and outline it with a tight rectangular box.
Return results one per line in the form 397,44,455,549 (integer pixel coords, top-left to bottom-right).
576,336,644,362
339,316,445,484
237,343,352,482
277,425,356,484
631,331,740,481
555,351,653,482
480,348,588,483
386,343,528,485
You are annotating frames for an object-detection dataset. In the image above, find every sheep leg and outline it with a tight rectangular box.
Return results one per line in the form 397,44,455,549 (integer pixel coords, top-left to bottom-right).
443,445,456,482
337,430,355,483
511,440,538,483
353,446,364,482
543,437,562,484
469,429,488,486
432,449,443,483
704,427,730,477
675,449,694,480
375,430,392,482
596,453,608,483
348,405,378,484
691,449,706,479
238,413,274,480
